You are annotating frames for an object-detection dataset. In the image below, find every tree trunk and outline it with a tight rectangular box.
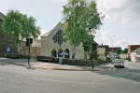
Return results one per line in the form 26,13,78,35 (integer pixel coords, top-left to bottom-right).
84,51,88,60
72,45,76,59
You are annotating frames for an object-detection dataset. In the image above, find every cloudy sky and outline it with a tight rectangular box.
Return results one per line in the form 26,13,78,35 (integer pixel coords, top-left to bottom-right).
0,0,140,48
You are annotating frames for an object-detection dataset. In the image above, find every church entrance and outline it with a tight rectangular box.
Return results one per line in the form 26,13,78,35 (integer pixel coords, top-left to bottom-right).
64,49,70,58
51,49,57,57
58,49,63,57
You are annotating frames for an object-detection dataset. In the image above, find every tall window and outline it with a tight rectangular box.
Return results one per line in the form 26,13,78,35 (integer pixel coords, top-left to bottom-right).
53,29,64,46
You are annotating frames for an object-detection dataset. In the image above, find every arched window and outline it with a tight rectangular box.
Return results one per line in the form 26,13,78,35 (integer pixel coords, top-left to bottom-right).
58,49,63,57
64,49,70,58
53,29,64,46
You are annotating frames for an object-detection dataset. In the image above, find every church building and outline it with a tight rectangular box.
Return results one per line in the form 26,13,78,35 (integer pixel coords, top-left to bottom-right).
41,23,85,59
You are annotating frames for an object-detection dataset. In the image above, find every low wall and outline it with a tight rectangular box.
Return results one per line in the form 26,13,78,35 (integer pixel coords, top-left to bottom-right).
37,56,108,66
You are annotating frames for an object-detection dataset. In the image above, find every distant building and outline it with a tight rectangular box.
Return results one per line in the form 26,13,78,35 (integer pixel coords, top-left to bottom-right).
128,45,140,57
119,54,128,59
97,45,109,61
128,45,140,62
109,47,121,52
130,48,140,62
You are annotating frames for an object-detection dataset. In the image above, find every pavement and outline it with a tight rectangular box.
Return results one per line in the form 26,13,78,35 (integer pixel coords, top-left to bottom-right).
0,58,105,71
0,61,140,93
32,62,105,71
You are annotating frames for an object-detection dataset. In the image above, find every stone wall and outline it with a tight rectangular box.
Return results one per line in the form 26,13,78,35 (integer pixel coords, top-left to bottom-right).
18,41,41,57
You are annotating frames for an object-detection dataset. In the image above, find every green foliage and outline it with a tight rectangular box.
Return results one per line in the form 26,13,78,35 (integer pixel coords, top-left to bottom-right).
123,48,128,54
83,35,93,52
63,0,102,47
87,1,102,29
115,48,128,55
20,15,40,39
90,42,98,60
115,49,123,55
2,10,40,44
2,10,22,43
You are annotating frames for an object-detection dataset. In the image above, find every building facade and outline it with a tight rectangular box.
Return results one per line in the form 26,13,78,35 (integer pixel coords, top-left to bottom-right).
109,47,121,52
97,45,109,61
130,48,140,62
128,45,140,62
41,23,85,59
128,45,140,57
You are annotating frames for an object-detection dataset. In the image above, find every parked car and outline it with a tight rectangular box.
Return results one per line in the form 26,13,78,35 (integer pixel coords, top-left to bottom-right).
114,59,125,68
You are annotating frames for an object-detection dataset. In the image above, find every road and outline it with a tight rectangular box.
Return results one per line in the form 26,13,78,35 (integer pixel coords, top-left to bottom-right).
0,62,140,93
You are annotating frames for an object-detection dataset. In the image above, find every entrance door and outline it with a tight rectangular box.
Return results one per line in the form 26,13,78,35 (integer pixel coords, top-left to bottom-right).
51,49,57,57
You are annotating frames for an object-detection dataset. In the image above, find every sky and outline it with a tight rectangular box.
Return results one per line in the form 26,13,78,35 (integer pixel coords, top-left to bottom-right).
0,0,140,48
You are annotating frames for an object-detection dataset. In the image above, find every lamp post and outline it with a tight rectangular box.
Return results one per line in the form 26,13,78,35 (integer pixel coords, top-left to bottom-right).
26,38,33,67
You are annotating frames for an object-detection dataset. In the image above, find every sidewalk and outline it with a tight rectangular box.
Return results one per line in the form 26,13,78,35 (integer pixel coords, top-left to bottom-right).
0,58,104,71
32,62,105,71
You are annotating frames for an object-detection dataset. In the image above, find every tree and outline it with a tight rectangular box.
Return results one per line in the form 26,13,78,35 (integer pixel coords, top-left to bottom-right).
83,34,94,60
90,42,98,60
123,48,128,54
83,35,99,60
20,15,40,40
63,0,102,59
2,10,40,44
2,10,40,57
115,49,123,55
2,10,23,43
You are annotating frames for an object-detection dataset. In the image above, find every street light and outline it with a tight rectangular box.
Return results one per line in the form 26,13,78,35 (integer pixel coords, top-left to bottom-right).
26,38,33,67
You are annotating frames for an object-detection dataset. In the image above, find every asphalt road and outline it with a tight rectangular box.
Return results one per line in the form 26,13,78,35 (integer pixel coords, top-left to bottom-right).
0,62,140,93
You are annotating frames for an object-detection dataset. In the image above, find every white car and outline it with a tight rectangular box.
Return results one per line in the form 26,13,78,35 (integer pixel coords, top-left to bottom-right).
114,59,125,68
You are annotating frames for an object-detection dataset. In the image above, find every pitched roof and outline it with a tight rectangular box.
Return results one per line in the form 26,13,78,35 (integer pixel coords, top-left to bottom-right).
42,22,63,37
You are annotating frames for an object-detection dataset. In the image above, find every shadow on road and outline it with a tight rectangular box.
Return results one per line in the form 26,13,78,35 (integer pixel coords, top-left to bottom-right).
94,67,140,82
0,58,30,67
